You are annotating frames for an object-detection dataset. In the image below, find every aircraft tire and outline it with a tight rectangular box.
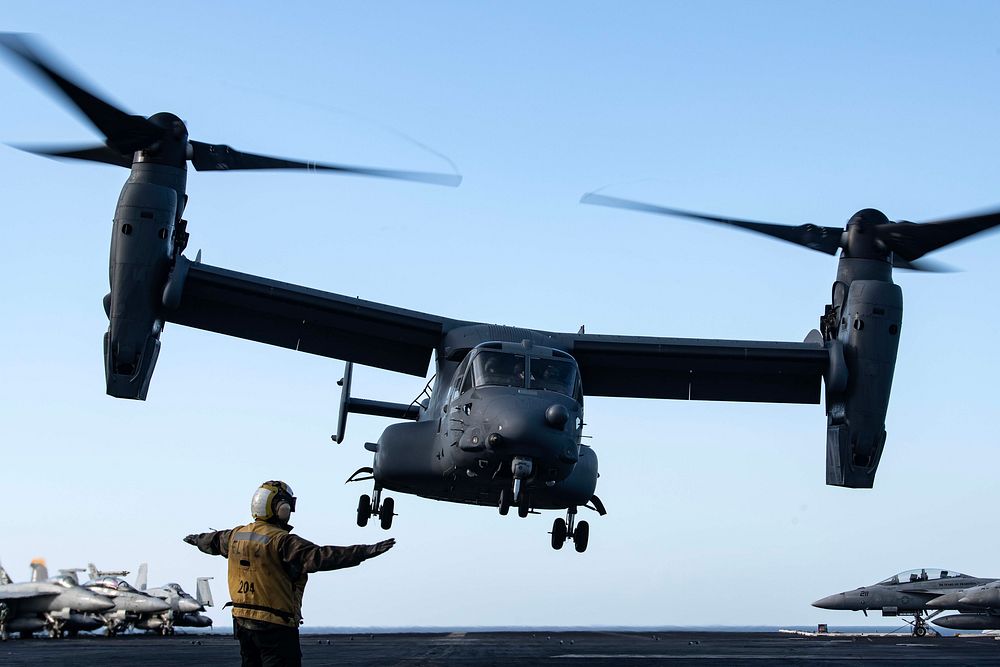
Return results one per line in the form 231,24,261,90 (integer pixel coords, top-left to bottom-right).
357,494,371,527
551,518,567,549
574,521,590,553
498,489,510,516
380,497,395,530
517,495,529,519
914,626,927,637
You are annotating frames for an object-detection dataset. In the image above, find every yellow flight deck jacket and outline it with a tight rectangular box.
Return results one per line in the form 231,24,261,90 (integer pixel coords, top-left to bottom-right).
190,519,372,628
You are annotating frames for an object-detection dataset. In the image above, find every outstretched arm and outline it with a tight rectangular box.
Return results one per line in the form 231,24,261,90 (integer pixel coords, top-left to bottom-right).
280,536,395,574
184,529,235,557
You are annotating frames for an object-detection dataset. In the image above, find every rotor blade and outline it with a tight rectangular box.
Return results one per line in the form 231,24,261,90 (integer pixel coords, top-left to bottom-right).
12,142,133,167
188,141,462,186
0,33,161,153
580,193,844,255
891,255,954,273
875,210,1000,261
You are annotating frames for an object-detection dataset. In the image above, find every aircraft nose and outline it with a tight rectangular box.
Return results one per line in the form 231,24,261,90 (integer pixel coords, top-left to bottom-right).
926,592,962,609
812,593,846,610
178,598,202,613
140,596,171,613
81,591,116,612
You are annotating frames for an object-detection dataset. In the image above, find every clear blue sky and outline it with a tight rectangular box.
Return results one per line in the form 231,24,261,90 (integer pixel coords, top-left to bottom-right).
2,2,1000,628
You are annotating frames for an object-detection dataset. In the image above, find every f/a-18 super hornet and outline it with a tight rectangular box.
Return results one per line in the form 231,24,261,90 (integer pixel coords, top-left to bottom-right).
925,580,1000,631
132,563,213,635
83,564,170,636
4,35,1000,552
813,568,997,636
0,560,114,640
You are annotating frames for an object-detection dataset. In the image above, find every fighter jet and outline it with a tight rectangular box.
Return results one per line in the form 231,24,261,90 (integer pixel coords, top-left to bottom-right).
813,568,996,636
0,559,114,640
926,580,1000,630
83,564,170,635
132,563,214,635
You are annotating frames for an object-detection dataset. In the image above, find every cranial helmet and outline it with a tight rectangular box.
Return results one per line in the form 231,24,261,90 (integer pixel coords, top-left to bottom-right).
250,481,297,522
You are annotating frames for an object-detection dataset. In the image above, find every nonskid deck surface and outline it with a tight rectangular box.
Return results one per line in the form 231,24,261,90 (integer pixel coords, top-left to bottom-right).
3,631,1000,666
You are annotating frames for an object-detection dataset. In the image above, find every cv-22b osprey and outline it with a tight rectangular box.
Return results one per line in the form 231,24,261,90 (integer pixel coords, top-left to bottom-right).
813,568,997,636
0,560,113,640
4,34,1000,551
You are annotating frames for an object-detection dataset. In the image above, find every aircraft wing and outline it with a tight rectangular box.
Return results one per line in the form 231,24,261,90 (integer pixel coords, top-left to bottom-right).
569,333,829,404
163,262,461,377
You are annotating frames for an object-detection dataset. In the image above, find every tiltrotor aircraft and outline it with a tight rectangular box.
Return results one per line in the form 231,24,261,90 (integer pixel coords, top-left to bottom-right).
813,568,998,636
5,35,1000,553
0,560,114,640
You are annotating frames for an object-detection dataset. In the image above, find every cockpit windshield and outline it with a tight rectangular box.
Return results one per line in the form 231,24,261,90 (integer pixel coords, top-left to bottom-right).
529,358,578,396
472,351,527,388
470,350,580,398
876,568,969,585
50,575,75,588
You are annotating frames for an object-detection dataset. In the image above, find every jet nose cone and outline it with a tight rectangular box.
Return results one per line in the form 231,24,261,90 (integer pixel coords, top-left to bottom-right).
812,593,846,610
81,592,116,612
140,597,171,613
178,598,202,614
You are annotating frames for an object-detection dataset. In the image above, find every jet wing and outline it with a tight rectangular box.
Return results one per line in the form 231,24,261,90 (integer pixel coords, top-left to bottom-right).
570,334,829,404
164,262,462,377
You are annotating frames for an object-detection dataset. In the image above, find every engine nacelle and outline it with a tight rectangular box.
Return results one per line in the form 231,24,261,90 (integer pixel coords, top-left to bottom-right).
104,178,177,399
824,261,903,488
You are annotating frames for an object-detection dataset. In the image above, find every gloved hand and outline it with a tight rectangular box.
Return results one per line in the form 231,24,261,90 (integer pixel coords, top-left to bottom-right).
364,538,395,559
183,534,199,546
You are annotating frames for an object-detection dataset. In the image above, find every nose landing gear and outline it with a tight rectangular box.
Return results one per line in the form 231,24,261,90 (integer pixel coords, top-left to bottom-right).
550,507,589,553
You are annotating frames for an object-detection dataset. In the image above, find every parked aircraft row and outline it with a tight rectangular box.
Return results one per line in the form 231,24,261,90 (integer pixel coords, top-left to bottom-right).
814,568,1000,636
0,560,212,639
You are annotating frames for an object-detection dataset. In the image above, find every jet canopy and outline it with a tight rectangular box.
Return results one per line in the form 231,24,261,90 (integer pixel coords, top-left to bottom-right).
876,568,969,585
90,576,138,592
466,344,581,399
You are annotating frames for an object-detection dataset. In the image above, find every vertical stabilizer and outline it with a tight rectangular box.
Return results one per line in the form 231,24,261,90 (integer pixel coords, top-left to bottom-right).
58,569,84,585
136,563,148,591
87,563,99,582
0,562,11,585
196,577,214,607
30,558,48,582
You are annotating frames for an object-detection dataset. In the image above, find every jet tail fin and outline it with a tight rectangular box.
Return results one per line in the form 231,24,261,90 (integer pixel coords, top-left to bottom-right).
58,568,84,585
196,577,214,608
87,563,98,582
30,558,48,582
0,561,11,585
136,562,148,591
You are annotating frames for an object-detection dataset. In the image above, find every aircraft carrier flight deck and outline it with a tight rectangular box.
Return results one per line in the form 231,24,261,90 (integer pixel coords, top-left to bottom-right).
4,630,1000,666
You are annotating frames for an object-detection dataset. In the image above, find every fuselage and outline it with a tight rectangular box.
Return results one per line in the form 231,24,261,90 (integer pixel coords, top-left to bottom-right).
813,568,996,615
373,339,599,511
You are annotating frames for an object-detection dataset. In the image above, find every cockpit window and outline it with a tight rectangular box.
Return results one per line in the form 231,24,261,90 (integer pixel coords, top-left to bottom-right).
529,358,578,397
876,568,968,585
472,351,527,388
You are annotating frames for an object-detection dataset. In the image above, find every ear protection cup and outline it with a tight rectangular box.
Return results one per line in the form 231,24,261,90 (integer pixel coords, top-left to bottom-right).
276,501,292,523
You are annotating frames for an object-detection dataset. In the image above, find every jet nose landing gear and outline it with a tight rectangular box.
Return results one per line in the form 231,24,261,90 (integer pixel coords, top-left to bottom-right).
550,507,589,553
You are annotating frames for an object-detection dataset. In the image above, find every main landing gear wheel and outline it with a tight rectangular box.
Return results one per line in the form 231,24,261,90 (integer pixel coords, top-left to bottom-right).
356,486,395,529
357,494,371,527
573,521,590,553
551,518,567,550
498,488,510,516
379,497,395,530
517,492,530,518
914,626,927,637
549,506,591,553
